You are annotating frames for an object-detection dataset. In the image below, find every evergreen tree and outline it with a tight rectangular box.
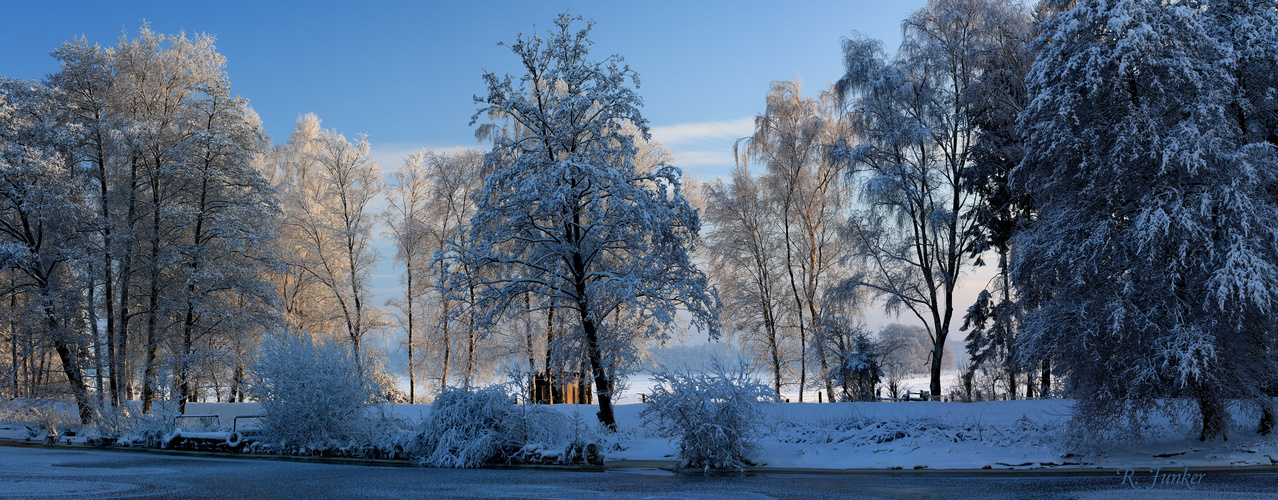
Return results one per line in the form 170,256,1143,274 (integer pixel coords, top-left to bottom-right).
1014,0,1278,441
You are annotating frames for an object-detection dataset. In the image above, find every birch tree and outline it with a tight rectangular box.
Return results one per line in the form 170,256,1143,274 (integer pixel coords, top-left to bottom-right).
835,0,1027,398
277,114,381,374
385,152,431,403
704,165,789,398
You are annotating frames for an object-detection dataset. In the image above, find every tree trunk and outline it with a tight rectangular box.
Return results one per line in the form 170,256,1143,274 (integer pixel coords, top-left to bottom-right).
46,304,92,424
141,166,163,414
1040,358,1051,397
579,311,616,431
767,314,782,399
928,344,944,400
783,218,807,402
1196,381,1228,441
96,136,120,407
545,307,554,404
406,266,414,404
9,291,18,397
440,301,451,392
119,155,140,401
346,262,364,379
178,306,195,414
465,281,477,388
1259,398,1275,436
524,292,535,400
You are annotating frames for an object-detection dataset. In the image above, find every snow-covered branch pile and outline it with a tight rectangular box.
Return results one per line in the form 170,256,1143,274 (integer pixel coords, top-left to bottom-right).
0,398,80,441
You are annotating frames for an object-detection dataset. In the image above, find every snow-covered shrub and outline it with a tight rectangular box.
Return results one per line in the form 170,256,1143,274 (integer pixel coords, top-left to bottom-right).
0,398,79,440
641,360,776,471
118,401,181,447
251,333,379,452
412,386,510,468
412,386,590,468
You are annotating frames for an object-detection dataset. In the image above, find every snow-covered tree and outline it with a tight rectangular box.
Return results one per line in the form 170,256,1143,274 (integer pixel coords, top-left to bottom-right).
957,0,1039,399
735,81,852,403
1014,0,1278,441
47,36,121,406
704,164,790,398
273,114,382,375
835,0,1029,399
170,74,278,413
32,26,283,412
0,79,94,423
457,13,718,430
1202,0,1278,434
823,317,880,402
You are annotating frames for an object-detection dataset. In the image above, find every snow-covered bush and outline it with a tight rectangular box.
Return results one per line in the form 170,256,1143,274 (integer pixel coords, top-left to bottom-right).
411,386,592,468
0,398,80,440
251,333,379,452
116,401,181,447
641,360,776,471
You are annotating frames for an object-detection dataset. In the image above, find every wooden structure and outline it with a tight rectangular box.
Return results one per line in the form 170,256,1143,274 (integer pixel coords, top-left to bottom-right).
530,371,592,404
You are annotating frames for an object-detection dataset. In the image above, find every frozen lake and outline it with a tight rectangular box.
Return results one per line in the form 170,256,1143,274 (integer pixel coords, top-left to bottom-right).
2,444,1277,498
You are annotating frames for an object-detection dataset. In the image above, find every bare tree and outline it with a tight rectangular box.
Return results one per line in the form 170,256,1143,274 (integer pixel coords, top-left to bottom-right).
384,152,431,403
704,165,789,398
275,114,382,375
736,80,852,402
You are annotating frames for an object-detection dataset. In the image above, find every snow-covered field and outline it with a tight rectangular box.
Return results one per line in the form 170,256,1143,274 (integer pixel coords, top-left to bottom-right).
6,397,1278,471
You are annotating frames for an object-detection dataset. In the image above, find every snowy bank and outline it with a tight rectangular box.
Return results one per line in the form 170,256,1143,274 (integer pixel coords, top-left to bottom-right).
5,398,1278,471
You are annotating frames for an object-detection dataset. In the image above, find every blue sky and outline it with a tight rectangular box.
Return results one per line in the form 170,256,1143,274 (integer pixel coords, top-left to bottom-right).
1,1,923,178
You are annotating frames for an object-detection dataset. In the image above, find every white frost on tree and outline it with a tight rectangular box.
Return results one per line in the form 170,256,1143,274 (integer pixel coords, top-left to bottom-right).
1014,0,1278,441
454,13,719,431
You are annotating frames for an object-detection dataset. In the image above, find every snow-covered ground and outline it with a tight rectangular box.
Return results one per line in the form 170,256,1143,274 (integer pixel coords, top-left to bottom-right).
614,371,954,404
6,397,1278,471
595,400,1278,470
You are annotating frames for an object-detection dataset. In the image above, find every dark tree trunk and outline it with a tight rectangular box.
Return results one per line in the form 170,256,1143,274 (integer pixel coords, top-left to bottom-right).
46,304,92,424
140,171,163,414
440,301,451,392
406,267,414,404
579,311,616,431
9,291,18,397
1196,381,1228,441
1040,358,1051,397
1259,401,1275,436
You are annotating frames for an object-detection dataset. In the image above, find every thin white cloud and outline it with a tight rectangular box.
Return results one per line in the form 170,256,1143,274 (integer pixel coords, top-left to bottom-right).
671,150,736,168
368,142,479,174
650,117,755,147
